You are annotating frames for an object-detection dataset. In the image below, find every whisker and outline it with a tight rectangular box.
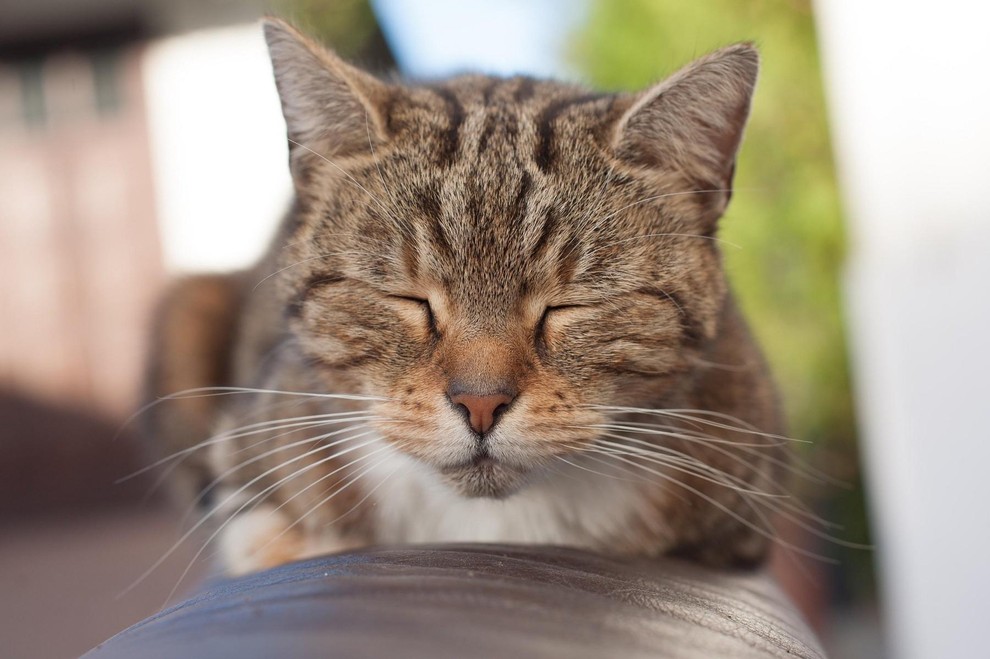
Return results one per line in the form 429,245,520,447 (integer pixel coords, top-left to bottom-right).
585,189,744,248
589,435,837,529
250,441,408,562
593,438,787,498
119,412,378,483
143,417,379,505
597,413,842,488
321,453,405,526
601,435,859,545
583,426,839,523
287,138,406,232
158,386,387,404
118,429,378,599
249,440,398,524
187,423,375,516
598,229,741,251
363,109,412,238
227,416,379,454
688,356,753,372
554,450,644,486
556,449,692,507
555,164,616,266
583,437,855,550
116,386,389,441
253,247,409,290
542,459,586,484
161,437,394,608
578,422,787,448
576,447,838,563
573,422,815,488
749,497,871,550
252,252,356,290
586,405,808,443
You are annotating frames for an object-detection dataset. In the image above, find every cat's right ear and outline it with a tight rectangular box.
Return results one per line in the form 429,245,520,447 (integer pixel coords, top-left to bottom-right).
611,44,759,223
263,17,389,177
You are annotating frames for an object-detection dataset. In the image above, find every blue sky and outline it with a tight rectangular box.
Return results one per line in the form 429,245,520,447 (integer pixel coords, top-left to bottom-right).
372,0,588,80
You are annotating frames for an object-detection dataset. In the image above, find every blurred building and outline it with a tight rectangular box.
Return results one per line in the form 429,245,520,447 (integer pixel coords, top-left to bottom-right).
1,3,311,656
2,11,150,418
0,0,274,420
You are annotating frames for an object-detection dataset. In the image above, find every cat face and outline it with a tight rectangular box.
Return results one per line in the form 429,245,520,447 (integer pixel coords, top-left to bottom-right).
265,21,757,498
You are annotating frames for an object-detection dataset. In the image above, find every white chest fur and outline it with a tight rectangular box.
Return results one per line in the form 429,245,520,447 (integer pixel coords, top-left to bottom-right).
365,446,654,550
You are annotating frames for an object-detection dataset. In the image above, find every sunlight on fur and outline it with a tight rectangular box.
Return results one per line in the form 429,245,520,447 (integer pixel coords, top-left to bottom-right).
134,19,863,596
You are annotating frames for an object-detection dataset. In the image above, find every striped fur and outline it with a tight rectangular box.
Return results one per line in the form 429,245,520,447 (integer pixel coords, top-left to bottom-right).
145,18,785,574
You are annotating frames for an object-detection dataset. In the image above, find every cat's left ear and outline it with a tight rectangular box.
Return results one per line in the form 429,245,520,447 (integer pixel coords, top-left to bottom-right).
263,17,390,175
611,44,759,220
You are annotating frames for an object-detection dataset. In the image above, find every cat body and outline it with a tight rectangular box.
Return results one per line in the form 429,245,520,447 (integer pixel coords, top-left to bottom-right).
147,19,786,575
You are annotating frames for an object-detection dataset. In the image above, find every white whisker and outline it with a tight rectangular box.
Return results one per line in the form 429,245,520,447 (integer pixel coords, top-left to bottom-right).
287,138,405,231
580,425,840,521
118,429,377,599
250,441,408,562
120,412,378,483
593,437,787,498
187,423,375,515
116,386,389,442
579,422,787,448
577,447,838,563
161,436,391,608
587,405,808,443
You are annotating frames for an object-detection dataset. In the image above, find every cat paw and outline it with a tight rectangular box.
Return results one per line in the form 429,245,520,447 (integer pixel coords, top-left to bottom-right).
218,505,309,575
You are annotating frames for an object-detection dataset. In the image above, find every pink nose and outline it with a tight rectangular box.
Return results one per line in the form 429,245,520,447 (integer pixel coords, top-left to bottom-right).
449,392,515,435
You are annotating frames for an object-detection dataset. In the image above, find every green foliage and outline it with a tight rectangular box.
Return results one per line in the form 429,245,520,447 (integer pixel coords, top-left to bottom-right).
574,0,855,449
273,0,394,71
274,0,377,55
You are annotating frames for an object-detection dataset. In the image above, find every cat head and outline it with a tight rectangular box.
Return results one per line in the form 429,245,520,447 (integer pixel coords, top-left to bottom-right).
263,18,759,498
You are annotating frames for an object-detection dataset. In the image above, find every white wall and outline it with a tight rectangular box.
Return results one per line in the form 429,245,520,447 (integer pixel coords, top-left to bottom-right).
815,2,990,657
142,23,292,273
141,3,586,275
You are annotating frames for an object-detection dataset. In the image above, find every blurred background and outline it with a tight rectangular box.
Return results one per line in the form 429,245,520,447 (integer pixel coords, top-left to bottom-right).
1,0,987,657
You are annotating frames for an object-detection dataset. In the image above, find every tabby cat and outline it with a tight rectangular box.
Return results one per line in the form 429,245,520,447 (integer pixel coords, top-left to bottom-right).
145,18,790,576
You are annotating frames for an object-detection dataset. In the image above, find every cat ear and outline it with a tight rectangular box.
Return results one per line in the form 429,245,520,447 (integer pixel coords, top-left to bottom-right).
263,17,389,172
612,44,759,218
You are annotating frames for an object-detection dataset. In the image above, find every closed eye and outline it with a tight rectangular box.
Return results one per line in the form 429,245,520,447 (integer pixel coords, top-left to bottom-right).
391,295,438,335
539,304,586,324
535,304,589,353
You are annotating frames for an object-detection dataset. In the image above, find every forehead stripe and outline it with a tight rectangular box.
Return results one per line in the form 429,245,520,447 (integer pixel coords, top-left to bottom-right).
534,93,606,174
432,88,465,167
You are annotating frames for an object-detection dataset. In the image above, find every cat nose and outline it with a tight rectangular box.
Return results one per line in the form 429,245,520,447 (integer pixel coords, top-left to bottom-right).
448,390,515,436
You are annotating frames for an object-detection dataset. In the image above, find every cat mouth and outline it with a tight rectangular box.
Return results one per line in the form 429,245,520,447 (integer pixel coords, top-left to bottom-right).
441,450,499,474
439,450,526,499
469,446,496,468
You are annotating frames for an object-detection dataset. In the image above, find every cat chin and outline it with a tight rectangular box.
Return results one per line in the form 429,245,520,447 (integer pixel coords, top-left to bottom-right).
438,457,530,500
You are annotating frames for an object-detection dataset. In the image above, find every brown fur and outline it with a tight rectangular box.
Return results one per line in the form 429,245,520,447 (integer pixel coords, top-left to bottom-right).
144,273,243,498
144,18,786,574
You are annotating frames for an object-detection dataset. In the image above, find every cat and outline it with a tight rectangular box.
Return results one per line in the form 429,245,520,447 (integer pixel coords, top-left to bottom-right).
144,17,792,576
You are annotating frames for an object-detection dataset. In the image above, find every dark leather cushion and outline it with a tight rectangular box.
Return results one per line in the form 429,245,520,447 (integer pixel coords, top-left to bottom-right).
85,544,825,658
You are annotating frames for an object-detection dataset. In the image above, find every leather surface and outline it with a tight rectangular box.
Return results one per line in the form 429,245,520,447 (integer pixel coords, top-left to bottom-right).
86,544,825,659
